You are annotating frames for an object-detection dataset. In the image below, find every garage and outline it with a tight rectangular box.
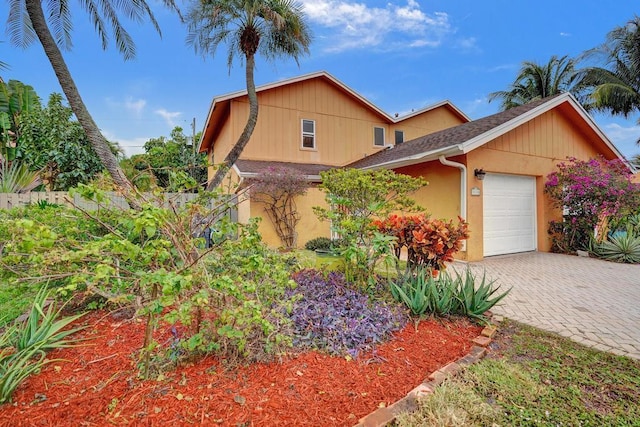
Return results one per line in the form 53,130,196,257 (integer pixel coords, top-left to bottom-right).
483,173,537,256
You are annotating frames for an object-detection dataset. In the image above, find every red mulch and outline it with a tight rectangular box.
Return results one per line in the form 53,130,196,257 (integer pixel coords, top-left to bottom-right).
0,311,482,427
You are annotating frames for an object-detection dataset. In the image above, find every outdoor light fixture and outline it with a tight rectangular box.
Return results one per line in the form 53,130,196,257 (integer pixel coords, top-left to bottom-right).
474,168,486,180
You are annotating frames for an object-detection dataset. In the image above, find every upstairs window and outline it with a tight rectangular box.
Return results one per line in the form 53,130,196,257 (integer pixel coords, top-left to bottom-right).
302,119,316,149
395,130,404,144
374,126,385,147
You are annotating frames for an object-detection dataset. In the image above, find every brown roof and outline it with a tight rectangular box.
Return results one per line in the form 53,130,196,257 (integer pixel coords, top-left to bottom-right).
235,159,335,178
347,95,560,169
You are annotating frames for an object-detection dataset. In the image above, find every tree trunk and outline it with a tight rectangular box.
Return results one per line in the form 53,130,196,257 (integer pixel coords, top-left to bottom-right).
25,0,139,205
206,54,259,190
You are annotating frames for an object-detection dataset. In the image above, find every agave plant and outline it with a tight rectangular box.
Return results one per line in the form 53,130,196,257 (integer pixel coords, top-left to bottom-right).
0,287,87,403
454,269,510,321
391,267,510,321
596,230,640,264
391,268,433,316
0,159,41,193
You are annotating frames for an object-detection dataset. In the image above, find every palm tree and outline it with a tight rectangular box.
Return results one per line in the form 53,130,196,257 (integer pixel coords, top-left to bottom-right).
186,0,311,191
489,55,581,111
577,16,640,127
6,0,179,196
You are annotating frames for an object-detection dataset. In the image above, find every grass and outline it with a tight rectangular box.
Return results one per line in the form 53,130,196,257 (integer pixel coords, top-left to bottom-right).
395,319,640,427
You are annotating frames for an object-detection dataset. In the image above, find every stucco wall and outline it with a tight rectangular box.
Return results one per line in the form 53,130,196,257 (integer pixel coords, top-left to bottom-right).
248,186,330,248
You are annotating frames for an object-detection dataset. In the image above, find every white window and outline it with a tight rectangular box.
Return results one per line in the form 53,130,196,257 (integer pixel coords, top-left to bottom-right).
302,119,316,149
395,130,404,144
374,126,385,146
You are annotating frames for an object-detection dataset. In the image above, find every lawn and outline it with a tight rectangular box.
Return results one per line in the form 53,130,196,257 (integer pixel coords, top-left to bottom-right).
396,319,640,426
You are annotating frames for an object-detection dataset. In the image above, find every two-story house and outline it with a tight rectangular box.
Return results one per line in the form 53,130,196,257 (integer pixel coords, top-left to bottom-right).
199,71,631,261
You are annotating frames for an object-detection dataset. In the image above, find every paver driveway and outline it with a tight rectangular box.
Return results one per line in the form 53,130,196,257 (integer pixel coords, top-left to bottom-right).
454,252,640,360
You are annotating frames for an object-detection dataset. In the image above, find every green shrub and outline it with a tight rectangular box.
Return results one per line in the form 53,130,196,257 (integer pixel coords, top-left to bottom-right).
304,237,332,251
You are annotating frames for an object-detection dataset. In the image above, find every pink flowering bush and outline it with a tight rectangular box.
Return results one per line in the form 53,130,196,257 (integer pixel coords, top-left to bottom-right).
544,156,640,252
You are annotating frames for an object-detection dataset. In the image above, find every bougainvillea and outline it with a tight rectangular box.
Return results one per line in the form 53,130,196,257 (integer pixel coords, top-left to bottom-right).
544,156,640,252
287,270,407,358
373,213,469,274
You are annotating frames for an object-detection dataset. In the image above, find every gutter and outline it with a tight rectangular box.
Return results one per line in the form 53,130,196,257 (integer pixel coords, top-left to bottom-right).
438,155,467,252
438,156,467,220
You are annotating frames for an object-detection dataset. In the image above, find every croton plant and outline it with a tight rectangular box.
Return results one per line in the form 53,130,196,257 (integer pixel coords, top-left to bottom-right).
373,213,469,274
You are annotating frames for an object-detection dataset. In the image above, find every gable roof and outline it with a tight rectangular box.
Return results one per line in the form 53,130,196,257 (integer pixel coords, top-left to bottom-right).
348,93,632,171
198,71,470,153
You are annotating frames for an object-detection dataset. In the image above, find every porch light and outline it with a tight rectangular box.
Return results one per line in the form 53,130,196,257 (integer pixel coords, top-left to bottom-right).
474,168,486,181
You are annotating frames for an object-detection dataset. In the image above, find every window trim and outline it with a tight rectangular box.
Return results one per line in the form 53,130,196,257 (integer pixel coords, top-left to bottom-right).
373,126,385,147
301,119,316,150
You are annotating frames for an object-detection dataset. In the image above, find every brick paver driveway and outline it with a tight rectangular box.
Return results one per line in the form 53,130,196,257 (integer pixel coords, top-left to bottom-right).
454,252,640,360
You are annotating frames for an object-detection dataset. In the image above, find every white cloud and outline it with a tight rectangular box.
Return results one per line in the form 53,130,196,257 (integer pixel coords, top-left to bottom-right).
601,122,640,159
560,32,571,37
456,36,479,52
125,97,146,116
105,96,147,117
101,130,149,158
300,0,452,52
155,109,182,128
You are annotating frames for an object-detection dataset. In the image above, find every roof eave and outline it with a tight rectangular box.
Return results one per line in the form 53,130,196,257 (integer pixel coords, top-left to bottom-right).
357,145,464,171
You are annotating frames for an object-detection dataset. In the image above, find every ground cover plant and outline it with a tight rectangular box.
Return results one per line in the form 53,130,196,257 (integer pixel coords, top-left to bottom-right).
287,270,407,357
395,319,640,426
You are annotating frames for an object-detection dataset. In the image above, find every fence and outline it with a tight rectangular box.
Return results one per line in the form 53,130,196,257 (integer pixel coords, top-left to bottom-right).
0,192,237,222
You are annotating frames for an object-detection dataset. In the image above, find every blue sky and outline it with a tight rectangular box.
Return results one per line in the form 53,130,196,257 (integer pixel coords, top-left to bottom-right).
3,0,640,160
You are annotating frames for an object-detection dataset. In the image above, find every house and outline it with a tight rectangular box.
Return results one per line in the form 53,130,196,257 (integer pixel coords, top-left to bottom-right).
198,71,469,247
199,72,633,261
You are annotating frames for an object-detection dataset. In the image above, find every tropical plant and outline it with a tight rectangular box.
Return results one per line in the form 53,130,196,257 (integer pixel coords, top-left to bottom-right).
391,267,433,316
18,93,113,190
456,269,510,320
7,0,179,198
314,168,426,287
288,269,407,358
249,166,308,248
374,213,469,275
186,0,312,190
0,158,41,193
577,16,640,127
0,79,40,161
0,286,86,403
489,55,582,110
545,156,640,252
591,230,640,264
391,267,509,321
142,126,207,190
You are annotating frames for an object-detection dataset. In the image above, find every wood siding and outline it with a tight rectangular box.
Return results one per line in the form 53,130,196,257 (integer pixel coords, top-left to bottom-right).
208,77,465,168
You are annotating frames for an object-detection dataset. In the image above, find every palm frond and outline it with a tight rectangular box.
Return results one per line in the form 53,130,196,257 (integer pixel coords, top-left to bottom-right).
7,0,37,48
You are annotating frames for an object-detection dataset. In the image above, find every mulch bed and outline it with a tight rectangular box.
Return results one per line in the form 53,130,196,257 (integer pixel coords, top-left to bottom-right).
0,311,482,426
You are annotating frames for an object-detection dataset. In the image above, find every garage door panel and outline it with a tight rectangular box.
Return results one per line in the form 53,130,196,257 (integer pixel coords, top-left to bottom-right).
483,174,536,257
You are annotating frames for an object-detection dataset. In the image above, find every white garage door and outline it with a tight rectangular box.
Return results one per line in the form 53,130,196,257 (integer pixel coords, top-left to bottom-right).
483,174,536,257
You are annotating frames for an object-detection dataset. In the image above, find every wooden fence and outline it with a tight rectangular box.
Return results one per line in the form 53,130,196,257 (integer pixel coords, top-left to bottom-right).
0,192,237,222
